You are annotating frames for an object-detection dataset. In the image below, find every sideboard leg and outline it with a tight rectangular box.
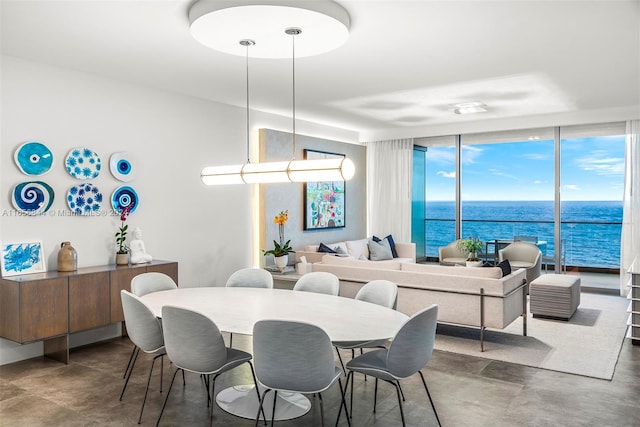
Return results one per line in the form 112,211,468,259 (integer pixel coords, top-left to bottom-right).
44,334,69,364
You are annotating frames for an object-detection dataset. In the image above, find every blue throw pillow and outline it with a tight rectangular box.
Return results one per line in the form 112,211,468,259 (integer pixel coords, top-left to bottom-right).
497,259,512,277
318,242,337,254
373,234,399,258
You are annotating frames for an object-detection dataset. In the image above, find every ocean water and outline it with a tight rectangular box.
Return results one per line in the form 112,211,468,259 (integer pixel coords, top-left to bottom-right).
425,201,623,268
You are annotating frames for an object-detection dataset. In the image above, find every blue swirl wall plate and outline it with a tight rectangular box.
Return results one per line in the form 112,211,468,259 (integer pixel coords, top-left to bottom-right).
111,185,139,214
12,181,55,215
65,147,102,179
109,152,135,182
14,142,54,175
67,183,103,215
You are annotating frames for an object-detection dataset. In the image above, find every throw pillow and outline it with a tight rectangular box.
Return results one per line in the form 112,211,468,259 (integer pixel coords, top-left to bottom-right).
368,239,393,261
497,259,512,277
481,261,493,267
318,242,337,254
373,234,399,258
334,246,346,254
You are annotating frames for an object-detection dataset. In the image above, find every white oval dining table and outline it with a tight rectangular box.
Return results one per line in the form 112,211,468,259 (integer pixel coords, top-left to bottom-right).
140,286,409,420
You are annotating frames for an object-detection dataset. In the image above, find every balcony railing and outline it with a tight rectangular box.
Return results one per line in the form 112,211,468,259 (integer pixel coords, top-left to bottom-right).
425,218,621,269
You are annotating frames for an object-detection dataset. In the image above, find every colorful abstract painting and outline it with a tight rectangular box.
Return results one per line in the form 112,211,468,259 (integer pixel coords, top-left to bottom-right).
1,241,46,277
304,149,346,230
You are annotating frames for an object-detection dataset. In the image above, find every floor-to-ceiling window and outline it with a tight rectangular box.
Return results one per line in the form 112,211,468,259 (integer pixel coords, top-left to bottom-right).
460,129,555,264
559,123,625,270
418,136,457,259
416,122,625,272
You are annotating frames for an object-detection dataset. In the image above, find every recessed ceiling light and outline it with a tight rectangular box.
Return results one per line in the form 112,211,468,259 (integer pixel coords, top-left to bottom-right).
453,102,487,114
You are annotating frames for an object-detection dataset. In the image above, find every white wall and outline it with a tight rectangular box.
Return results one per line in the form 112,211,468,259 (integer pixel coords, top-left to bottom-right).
0,56,357,364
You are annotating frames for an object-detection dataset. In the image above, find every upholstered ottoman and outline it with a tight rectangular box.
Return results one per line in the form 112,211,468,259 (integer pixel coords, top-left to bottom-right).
529,275,580,320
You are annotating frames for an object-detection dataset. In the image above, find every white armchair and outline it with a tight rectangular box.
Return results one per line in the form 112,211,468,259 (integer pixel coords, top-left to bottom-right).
499,241,542,284
438,239,468,266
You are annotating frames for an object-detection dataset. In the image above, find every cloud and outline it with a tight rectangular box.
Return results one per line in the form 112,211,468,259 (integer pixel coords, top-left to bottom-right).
533,180,542,184
488,168,518,180
426,147,455,165
564,184,581,191
461,145,483,164
523,153,548,161
576,151,624,176
437,170,455,178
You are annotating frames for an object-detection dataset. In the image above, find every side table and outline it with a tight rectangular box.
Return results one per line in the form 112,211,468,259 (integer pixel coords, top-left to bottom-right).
268,271,302,290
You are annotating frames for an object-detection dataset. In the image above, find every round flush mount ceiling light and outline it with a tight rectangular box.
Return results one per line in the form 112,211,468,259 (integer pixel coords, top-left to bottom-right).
188,0,350,58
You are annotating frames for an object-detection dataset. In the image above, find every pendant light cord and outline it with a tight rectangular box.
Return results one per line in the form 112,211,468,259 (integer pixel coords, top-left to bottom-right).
286,28,302,160
246,42,250,163
240,39,255,164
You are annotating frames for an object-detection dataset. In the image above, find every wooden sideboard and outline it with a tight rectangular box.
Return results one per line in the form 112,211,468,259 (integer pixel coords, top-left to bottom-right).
0,260,178,363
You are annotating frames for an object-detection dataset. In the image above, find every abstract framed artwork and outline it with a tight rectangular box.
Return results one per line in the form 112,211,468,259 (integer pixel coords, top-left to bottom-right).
1,241,46,277
303,149,346,230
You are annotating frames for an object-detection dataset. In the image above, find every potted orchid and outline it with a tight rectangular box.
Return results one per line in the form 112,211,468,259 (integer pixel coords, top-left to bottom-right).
114,206,131,265
263,210,295,271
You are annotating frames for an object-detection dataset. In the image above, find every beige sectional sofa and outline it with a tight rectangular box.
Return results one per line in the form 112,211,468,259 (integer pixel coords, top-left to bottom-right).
311,255,528,350
294,238,416,264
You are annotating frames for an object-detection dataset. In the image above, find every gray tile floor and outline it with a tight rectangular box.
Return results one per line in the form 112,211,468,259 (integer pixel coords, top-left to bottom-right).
1,327,638,427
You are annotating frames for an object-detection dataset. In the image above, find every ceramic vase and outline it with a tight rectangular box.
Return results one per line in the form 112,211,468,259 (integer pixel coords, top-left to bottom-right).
116,253,129,266
57,241,77,272
274,255,288,272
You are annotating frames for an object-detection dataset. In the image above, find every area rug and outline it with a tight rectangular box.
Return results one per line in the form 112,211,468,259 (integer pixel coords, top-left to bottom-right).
433,293,628,380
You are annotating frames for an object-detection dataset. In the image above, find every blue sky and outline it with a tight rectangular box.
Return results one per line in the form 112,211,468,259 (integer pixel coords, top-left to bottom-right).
425,135,625,201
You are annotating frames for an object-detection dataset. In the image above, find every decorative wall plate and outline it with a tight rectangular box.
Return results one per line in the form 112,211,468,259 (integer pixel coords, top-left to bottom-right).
14,142,54,175
65,147,102,179
12,181,55,215
109,152,135,182
67,183,103,215
111,185,139,214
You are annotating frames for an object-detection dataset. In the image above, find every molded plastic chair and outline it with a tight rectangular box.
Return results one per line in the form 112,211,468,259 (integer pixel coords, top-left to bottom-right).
333,280,398,373
292,272,340,296
120,290,167,424
499,241,542,284
123,273,178,383
226,268,274,289
438,240,467,266
341,304,440,427
156,306,263,427
252,320,350,426
225,268,273,347
131,272,177,297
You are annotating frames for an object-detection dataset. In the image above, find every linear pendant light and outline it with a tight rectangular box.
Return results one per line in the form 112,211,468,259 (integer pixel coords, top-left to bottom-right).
197,2,354,185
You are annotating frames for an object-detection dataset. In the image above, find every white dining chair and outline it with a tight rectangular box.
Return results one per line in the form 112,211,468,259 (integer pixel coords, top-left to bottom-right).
292,272,339,296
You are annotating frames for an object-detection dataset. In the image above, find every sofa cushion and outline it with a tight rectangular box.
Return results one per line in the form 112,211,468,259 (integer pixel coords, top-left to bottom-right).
401,262,503,279
498,259,512,277
345,239,369,259
318,242,337,254
368,239,393,261
373,234,398,258
321,254,402,270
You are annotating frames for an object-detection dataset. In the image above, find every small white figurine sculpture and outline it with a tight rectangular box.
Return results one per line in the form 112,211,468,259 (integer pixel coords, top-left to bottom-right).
129,227,153,264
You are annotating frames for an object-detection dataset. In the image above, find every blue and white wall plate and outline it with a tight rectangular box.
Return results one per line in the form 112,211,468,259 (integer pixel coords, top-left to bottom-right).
14,142,54,175
67,183,103,215
12,181,55,215
65,147,102,179
109,152,135,182
111,185,139,214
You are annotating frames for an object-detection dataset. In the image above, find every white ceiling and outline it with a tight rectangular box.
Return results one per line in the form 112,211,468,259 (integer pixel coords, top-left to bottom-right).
2,0,639,140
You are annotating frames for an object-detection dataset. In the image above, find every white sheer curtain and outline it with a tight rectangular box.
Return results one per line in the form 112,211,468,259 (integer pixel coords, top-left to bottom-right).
365,138,413,242
620,119,640,296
